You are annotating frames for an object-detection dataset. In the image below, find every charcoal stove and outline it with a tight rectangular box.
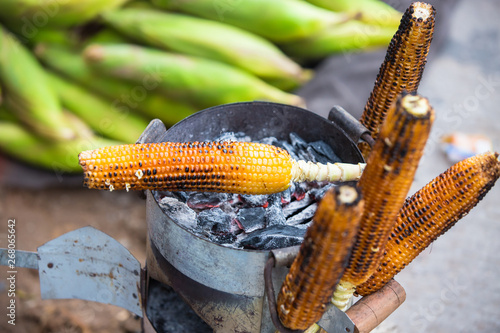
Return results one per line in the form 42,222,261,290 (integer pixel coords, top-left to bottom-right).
0,101,406,333
141,101,405,333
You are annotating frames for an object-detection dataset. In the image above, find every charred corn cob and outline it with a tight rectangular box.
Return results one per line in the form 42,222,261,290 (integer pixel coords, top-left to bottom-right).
79,142,366,195
358,2,435,157
277,185,363,330
333,92,434,310
357,152,500,296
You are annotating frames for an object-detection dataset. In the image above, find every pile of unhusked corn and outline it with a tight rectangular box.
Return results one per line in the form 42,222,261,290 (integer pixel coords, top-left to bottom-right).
0,0,401,172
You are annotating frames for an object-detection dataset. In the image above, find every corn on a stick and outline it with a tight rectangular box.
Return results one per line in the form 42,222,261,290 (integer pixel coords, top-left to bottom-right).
101,9,310,86
0,27,75,141
277,185,364,330
78,142,366,194
358,2,435,157
357,152,500,296
150,0,348,42
83,44,305,109
333,92,434,310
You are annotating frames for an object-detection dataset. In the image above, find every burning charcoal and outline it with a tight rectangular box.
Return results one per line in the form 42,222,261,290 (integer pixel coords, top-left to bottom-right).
286,202,318,226
292,182,309,200
289,132,308,150
309,183,336,200
297,148,314,162
187,192,230,210
308,140,341,163
294,221,313,229
197,208,233,233
236,207,266,233
209,232,237,245
280,183,294,204
158,197,197,230
265,198,286,227
216,131,250,142
238,225,306,250
154,190,189,203
282,193,314,218
258,136,279,146
279,141,300,161
239,194,268,207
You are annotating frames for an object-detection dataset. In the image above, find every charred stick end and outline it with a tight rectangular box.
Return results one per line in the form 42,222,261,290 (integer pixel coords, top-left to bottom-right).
331,280,356,311
290,160,366,183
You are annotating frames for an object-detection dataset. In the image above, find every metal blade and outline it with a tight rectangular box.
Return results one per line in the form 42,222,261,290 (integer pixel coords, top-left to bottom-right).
37,226,142,317
317,303,356,333
0,249,38,269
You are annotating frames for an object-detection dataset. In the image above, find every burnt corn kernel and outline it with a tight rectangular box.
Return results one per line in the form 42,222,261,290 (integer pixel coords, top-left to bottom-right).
333,92,434,310
277,185,364,330
356,152,500,296
79,141,366,195
359,2,435,157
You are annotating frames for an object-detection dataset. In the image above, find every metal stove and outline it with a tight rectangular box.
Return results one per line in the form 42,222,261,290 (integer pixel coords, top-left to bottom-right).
0,102,406,333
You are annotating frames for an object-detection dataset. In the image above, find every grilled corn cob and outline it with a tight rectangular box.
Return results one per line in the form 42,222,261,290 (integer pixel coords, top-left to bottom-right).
356,152,500,296
277,185,364,330
83,44,305,109
358,2,435,157
333,92,434,310
79,142,366,195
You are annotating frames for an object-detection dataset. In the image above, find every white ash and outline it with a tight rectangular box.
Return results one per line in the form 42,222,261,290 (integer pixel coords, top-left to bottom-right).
154,132,342,250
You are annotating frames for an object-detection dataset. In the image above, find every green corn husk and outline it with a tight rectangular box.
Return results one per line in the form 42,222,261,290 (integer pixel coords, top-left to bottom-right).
306,0,402,27
46,72,149,143
150,0,348,42
101,9,310,87
81,28,131,47
35,44,196,125
282,20,396,61
0,0,130,29
83,43,305,109
0,26,75,140
0,120,121,173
